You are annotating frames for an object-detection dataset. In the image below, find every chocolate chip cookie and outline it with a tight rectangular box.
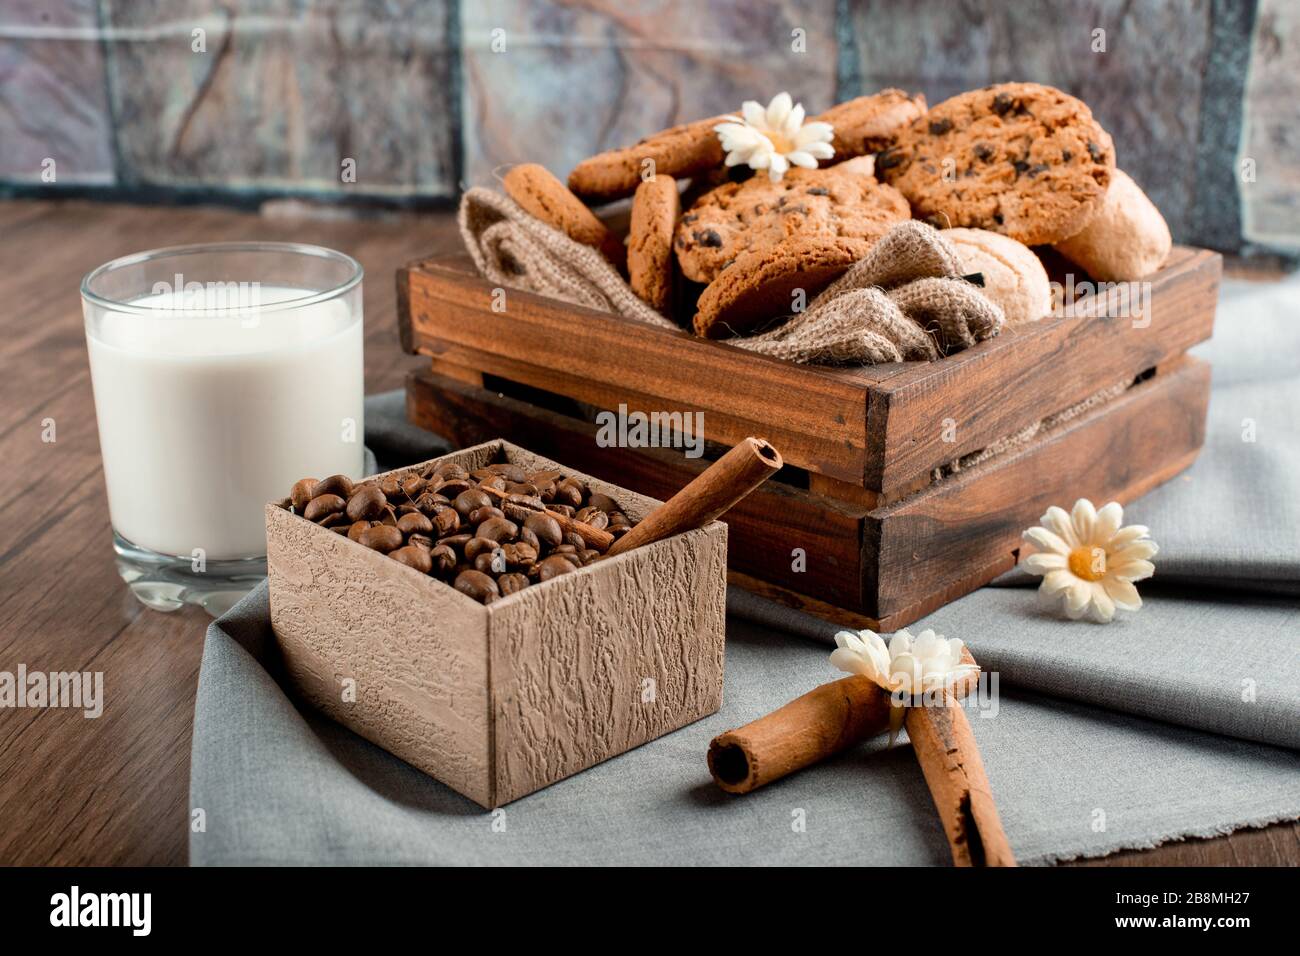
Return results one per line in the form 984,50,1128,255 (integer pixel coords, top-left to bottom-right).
876,82,1115,246
503,163,626,269
567,116,728,203
674,166,910,284
815,88,927,162
693,236,869,339
627,174,680,312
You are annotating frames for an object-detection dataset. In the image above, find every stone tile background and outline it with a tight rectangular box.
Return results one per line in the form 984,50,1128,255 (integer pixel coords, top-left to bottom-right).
0,0,1296,252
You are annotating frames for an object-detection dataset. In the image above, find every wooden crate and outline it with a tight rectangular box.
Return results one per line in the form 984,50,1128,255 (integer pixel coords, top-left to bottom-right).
397,248,1219,629
267,440,728,808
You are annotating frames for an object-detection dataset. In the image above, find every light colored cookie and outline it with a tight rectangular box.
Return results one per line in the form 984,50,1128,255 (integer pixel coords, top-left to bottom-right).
628,175,680,312
674,165,909,284
942,227,1052,324
692,236,869,339
567,116,728,203
502,163,626,269
814,89,927,162
877,82,1115,245
1054,170,1172,280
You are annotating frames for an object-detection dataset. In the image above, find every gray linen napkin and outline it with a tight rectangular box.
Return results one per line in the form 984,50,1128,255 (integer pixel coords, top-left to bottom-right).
190,275,1300,865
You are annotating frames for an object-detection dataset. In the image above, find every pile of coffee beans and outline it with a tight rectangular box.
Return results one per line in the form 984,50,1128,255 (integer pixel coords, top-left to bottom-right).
287,461,636,604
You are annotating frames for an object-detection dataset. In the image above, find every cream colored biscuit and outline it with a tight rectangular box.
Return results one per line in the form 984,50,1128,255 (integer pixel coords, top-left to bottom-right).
942,228,1052,324
1054,170,1172,280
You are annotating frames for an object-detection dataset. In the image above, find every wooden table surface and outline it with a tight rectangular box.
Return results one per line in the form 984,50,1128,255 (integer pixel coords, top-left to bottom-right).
0,199,1294,866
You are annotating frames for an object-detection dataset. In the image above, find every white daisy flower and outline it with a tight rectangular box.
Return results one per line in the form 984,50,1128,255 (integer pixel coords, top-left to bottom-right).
1021,498,1158,624
831,626,979,745
713,92,835,183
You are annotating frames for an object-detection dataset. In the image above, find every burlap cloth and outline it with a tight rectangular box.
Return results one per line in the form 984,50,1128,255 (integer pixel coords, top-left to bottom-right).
457,188,1004,365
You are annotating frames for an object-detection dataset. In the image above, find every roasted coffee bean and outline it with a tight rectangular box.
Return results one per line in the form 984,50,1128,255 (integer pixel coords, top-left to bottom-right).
498,573,530,595
527,468,564,484
391,546,433,574
438,478,473,499
537,555,578,581
359,524,404,553
379,475,404,502
397,511,434,536
330,521,351,534
434,462,468,481
378,506,398,527
400,475,427,499
564,532,587,549
464,536,500,561
518,526,541,553
504,481,538,497
549,504,575,519
291,478,318,512
557,551,583,567
348,520,372,542
478,474,508,492
320,512,348,529
438,533,472,552
431,504,460,536
607,511,631,527
429,544,457,575
477,516,518,542
454,569,500,604
536,482,557,504
473,550,507,574
396,503,420,516
610,525,630,539
588,492,621,513
468,505,505,525
345,484,387,522
574,506,609,530
312,474,353,501
453,489,492,520
524,513,563,549
407,533,434,551
304,494,346,522
580,549,602,565
553,544,578,555
414,491,450,514
553,481,583,508
501,541,538,568
487,463,527,483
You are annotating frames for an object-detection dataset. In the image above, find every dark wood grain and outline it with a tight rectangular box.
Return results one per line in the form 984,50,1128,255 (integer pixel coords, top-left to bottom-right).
0,199,450,865
869,247,1221,492
869,358,1212,620
407,369,871,607
0,199,1291,867
400,256,877,484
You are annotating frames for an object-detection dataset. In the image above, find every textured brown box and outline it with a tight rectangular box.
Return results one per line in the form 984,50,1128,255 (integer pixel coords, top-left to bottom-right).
267,439,728,808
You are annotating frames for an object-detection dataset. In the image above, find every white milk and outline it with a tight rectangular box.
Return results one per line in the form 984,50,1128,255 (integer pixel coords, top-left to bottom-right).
87,286,365,559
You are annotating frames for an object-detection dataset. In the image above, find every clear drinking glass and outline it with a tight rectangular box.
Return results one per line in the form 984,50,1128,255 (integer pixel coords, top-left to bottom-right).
81,242,365,615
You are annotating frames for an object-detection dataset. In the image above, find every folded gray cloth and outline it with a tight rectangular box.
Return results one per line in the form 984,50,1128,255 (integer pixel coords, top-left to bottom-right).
190,275,1300,865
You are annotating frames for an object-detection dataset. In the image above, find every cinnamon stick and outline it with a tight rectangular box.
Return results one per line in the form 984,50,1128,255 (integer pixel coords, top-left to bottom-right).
606,437,782,557
707,650,979,795
905,692,1016,867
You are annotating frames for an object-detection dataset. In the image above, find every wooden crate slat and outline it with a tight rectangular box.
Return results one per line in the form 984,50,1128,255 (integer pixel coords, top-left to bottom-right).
402,259,874,485
869,356,1211,620
868,247,1220,492
408,369,871,608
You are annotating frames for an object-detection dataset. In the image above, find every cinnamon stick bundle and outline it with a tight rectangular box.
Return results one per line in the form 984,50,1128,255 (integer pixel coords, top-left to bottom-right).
905,693,1016,867
707,650,979,795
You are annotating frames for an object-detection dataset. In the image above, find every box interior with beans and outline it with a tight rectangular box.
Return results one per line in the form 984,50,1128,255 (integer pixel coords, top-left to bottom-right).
266,439,732,807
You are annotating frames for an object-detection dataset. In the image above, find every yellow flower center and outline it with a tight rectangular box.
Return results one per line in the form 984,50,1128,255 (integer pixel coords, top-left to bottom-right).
1068,546,1108,581
764,130,795,154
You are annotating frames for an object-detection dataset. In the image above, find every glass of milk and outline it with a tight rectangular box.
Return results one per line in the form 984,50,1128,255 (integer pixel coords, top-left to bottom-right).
82,243,365,614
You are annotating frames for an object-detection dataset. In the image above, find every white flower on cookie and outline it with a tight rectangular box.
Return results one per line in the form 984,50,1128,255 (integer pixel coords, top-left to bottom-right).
714,92,835,183
1021,498,1158,624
